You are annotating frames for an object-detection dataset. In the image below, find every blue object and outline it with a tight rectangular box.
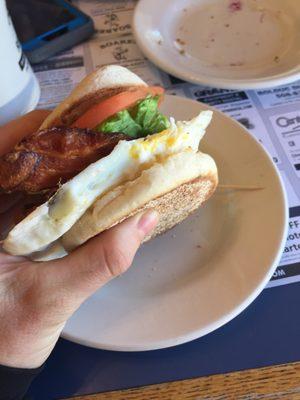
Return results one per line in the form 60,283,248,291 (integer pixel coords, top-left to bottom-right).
21,0,87,52
28,282,300,399
7,0,94,64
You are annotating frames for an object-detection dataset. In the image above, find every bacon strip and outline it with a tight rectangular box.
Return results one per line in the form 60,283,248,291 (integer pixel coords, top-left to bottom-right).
0,127,127,193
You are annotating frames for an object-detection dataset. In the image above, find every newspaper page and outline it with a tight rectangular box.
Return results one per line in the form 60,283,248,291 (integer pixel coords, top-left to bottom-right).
33,0,300,288
33,44,87,109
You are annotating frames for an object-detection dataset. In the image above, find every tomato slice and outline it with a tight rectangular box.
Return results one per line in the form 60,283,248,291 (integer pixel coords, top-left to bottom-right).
71,86,164,129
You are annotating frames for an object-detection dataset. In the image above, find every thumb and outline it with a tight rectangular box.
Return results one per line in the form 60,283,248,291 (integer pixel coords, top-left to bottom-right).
45,210,158,304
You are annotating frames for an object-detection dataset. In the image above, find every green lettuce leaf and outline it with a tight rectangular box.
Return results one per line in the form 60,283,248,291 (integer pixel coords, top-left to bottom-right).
97,96,170,138
133,96,170,135
100,110,141,138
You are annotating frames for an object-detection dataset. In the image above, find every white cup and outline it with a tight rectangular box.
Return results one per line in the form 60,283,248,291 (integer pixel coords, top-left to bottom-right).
0,0,40,125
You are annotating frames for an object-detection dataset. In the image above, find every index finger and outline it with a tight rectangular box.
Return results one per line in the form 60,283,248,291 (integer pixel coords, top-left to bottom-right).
0,110,51,156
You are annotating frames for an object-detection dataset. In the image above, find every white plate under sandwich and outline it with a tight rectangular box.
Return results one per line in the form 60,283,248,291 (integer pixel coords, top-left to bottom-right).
62,95,288,351
133,0,300,89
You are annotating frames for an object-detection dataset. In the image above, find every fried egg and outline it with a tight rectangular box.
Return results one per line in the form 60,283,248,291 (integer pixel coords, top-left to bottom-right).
3,110,213,255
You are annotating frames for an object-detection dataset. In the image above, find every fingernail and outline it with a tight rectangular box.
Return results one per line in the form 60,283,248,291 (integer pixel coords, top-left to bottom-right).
137,210,159,235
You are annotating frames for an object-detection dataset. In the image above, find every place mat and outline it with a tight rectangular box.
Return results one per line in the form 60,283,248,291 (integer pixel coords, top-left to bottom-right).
28,282,300,399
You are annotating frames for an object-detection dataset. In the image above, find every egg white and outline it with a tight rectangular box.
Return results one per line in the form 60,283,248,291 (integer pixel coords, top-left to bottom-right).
4,110,213,255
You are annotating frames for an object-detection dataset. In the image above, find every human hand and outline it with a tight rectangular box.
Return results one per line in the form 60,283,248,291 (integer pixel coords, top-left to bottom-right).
0,111,158,369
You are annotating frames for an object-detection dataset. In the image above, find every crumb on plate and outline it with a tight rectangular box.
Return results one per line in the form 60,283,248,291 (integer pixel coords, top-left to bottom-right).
228,0,242,12
229,61,244,66
260,11,266,23
176,38,186,45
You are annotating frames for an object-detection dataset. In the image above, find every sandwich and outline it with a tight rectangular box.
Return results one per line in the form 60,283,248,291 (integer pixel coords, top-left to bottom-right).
0,65,218,260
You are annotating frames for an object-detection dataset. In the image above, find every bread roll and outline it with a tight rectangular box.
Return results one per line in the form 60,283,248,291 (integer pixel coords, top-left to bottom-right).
62,150,218,251
39,65,147,129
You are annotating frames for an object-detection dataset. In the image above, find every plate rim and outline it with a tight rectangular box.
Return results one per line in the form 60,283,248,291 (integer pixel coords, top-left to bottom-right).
133,0,300,90
62,95,289,351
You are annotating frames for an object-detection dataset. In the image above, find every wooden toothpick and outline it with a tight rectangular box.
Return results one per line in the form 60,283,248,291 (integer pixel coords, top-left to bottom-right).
218,184,264,191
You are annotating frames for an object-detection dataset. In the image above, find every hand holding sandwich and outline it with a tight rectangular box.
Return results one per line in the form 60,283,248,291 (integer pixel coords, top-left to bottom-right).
1,66,217,260
0,65,217,371
0,111,158,370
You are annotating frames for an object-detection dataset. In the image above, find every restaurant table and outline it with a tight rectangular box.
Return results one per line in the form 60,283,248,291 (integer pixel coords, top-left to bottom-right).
28,281,300,399
23,1,300,398
68,363,300,399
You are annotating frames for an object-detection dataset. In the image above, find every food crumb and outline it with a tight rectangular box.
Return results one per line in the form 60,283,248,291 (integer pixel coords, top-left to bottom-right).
176,38,186,45
260,11,265,23
225,23,230,27
229,61,244,66
274,55,280,63
228,0,242,12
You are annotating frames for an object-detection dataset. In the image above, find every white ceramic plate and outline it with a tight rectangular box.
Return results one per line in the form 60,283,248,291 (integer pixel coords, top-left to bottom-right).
133,0,300,89
62,95,288,351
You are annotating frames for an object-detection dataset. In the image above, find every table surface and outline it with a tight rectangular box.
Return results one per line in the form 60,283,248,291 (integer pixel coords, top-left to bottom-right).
29,282,300,399
68,361,300,400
